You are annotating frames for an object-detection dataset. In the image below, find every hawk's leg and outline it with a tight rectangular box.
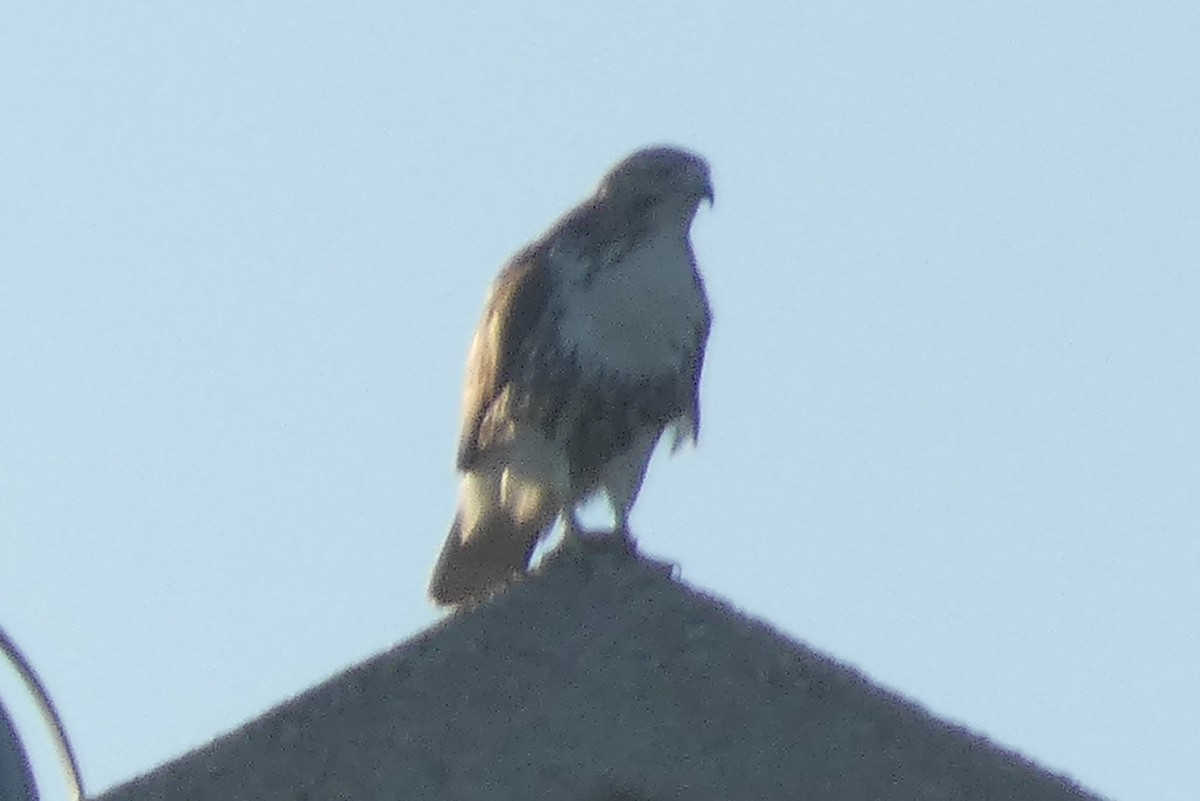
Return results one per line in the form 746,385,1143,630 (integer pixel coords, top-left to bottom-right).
611,509,634,544
562,510,587,547
600,430,659,547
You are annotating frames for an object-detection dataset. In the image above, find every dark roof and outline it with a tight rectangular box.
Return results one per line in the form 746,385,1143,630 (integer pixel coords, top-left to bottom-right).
98,545,1107,801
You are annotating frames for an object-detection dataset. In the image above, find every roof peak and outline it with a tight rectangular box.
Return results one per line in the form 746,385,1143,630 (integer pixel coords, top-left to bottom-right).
98,544,1106,801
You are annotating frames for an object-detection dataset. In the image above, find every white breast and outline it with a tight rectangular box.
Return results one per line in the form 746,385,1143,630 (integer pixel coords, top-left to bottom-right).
556,230,705,378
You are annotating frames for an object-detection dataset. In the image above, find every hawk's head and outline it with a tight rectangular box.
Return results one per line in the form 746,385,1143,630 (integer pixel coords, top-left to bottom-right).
598,146,714,215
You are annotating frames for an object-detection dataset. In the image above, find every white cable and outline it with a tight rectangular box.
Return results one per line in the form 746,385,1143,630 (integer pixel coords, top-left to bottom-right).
0,627,85,801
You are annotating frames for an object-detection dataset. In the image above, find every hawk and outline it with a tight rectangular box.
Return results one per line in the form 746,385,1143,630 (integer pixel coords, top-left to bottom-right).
428,146,713,605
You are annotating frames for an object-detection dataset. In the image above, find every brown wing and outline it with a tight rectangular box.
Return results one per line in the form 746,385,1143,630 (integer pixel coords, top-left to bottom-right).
455,248,554,471
686,297,712,441
676,252,712,446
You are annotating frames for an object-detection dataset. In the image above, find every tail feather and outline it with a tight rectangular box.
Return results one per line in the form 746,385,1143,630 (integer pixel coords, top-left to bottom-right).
428,510,544,605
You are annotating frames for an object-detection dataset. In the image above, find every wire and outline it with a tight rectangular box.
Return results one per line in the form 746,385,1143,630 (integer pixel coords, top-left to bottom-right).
0,626,85,801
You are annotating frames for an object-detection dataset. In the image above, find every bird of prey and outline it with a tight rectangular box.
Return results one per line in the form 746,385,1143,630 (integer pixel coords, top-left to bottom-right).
428,146,713,605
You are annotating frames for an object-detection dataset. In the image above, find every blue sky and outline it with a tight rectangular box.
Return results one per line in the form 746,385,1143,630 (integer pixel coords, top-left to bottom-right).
2,3,1197,799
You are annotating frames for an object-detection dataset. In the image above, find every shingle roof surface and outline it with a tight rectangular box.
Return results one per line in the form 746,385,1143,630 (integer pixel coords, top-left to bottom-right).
98,545,1106,801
